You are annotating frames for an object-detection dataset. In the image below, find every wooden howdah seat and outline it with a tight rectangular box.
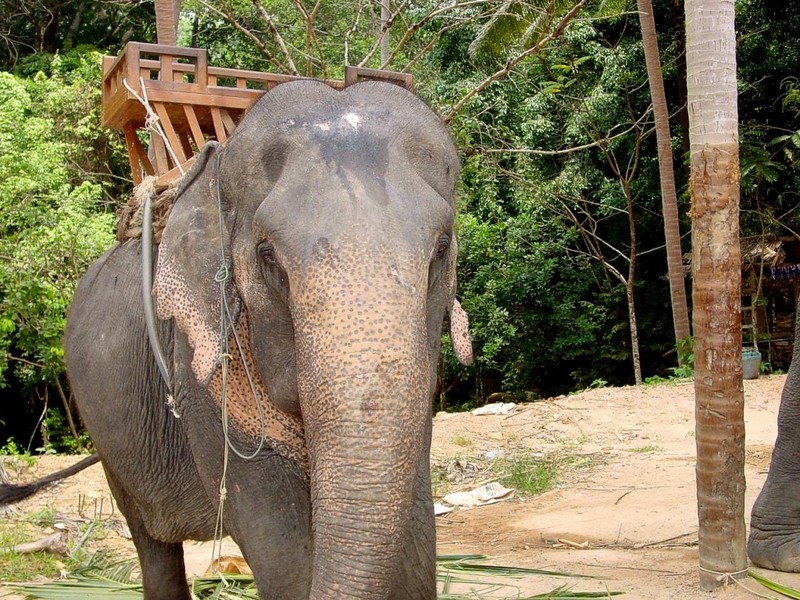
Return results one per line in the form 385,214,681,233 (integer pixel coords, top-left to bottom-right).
102,42,414,186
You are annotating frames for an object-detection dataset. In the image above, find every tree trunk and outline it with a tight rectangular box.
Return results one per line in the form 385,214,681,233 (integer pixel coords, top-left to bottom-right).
685,0,746,590
623,180,642,385
637,0,691,356
155,0,181,45
670,0,691,164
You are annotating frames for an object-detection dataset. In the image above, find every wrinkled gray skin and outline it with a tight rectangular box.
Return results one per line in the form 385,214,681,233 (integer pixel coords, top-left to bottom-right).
65,81,468,599
749,296,800,572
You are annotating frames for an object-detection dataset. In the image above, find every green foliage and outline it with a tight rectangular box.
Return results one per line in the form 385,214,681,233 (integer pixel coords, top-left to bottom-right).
37,409,91,455
1,4,154,71
737,0,800,236
0,55,118,392
0,439,36,466
439,13,678,401
0,526,63,582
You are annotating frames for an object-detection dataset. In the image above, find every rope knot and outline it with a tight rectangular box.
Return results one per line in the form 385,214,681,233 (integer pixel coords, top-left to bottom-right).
215,263,231,283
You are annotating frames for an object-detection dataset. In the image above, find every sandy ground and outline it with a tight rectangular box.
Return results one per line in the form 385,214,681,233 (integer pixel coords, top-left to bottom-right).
2,374,799,599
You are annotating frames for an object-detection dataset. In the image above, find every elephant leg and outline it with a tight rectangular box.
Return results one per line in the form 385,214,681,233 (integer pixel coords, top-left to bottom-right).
748,377,800,571
219,459,313,599
749,307,800,571
105,469,192,600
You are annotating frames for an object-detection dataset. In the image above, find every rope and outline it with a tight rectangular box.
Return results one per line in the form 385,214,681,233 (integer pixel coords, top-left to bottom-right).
210,152,270,566
698,565,749,584
724,569,784,600
212,156,269,461
122,77,186,177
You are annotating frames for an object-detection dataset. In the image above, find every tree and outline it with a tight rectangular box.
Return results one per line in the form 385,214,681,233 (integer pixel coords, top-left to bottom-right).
0,1,154,71
155,0,181,45
0,55,119,451
685,0,746,590
437,14,680,396
636,0,690,356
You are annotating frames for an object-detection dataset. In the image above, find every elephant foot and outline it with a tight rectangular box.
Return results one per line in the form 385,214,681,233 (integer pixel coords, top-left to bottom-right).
748,527,800,571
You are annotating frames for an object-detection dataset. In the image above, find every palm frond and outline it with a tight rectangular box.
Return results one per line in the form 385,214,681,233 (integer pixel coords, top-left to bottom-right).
469,0,540,60
10,553,621,599
469,0,630,60
748,570,800,599
437,554,593,578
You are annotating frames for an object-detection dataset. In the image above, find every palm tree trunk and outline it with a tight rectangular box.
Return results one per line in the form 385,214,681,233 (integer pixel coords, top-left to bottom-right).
155,0,181,45
685,0,746,590
637,0,691,354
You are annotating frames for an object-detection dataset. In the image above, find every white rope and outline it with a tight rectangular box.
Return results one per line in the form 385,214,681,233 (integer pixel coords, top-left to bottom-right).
122,77,186,177
718,568,784,600
698,565,749,583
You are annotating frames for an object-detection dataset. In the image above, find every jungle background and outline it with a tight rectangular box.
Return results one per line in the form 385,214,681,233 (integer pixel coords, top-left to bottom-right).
0,0,798,453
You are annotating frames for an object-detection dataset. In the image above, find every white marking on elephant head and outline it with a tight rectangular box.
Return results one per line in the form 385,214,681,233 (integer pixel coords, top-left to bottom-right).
342,112,361,130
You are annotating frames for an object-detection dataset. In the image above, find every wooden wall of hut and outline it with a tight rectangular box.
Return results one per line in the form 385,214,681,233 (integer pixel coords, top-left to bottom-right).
741,236,800,370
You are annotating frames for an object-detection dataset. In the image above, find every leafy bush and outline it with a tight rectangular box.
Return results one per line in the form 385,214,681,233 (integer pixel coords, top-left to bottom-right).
0,57,119,392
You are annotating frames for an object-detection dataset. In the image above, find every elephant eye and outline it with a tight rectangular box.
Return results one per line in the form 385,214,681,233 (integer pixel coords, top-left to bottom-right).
435,234,451,259
258,242,277,263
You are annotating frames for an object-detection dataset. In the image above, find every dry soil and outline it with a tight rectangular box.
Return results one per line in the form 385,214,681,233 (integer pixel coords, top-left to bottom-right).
2,375,799,599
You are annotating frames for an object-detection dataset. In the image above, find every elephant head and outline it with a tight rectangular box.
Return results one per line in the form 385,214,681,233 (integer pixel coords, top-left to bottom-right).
152,80,468,597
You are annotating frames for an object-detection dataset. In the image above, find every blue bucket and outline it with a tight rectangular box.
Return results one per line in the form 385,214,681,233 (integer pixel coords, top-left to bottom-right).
742,348,762,379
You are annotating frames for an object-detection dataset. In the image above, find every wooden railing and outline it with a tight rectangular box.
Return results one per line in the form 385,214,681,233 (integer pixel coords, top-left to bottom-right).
102,42,413,185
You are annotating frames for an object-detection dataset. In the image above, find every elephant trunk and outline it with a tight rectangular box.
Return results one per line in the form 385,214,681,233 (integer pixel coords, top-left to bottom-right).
291,251,433,599
304,369,429,598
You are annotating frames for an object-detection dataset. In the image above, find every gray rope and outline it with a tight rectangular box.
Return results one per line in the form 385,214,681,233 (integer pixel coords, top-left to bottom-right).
213,154,268,461
142,187,172,391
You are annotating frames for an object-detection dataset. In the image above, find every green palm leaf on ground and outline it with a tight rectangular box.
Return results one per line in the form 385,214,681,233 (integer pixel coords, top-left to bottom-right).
10,553,621,599
748,570,800,599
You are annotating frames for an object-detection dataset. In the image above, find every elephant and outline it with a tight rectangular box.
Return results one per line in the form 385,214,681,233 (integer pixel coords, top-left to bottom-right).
748,296,800,571
63,80,472,599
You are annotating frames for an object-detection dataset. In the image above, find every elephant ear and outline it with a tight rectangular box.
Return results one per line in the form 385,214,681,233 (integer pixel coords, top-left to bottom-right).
153,142,240,385
445,235,473,366
449,299,473,366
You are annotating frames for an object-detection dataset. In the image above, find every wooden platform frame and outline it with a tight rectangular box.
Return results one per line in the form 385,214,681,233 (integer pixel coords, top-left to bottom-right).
102,42,414,186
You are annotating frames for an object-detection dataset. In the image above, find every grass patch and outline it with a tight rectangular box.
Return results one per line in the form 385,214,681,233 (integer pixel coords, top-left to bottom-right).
25,507,58,528
431,462,451,498
626,445,663,454
0,525,62,582
0,508,112,583
452,435,473,447
493,454,559,496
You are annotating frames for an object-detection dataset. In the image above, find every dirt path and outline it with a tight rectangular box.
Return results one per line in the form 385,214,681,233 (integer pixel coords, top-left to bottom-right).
2,375,799,599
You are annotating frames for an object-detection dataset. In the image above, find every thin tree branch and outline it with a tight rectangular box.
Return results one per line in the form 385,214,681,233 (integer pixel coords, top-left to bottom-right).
251,0,299,75
473,111,651,155
363,0,490,69
196,0,286,72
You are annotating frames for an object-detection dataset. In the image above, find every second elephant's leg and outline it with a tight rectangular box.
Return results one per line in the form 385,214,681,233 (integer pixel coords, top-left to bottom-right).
749,307,800,571
748,368,800,571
